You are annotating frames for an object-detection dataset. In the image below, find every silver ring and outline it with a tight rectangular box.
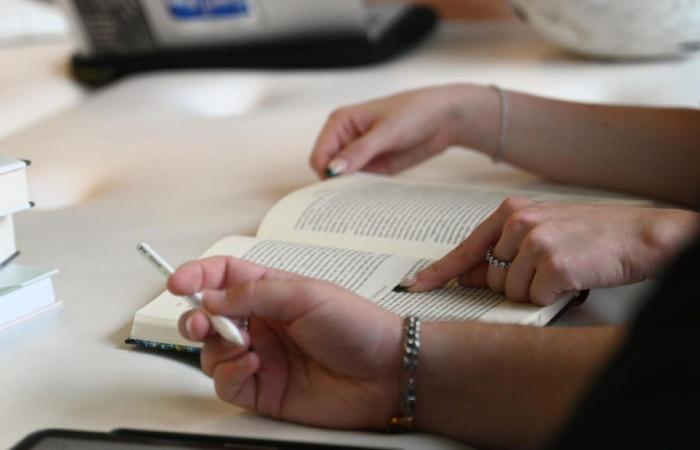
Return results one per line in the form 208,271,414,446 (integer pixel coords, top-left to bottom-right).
485,247,512,270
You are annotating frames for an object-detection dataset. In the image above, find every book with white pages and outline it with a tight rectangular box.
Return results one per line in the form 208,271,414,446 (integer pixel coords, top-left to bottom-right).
0,155,32,216
0,199,34,267
0,215,19,268
128,173,644,352
0,264,60,331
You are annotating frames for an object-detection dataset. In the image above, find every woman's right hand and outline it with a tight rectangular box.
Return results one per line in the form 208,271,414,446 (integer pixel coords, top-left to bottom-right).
169,256,404,431
405,198,700,306
309,84,496,178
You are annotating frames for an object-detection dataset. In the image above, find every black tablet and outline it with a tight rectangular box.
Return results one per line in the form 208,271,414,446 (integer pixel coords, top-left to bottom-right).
11,428,399,450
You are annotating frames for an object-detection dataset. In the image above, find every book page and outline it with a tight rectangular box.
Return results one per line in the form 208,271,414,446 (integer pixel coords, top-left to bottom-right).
257,173,631,260
258,174,501,259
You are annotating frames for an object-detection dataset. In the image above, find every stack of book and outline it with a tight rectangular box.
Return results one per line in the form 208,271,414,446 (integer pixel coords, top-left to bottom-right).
0,155,58,331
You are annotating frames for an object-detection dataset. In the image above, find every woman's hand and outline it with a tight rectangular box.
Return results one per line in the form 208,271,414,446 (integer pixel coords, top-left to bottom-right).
403,198,700,305
168,257,403,430
309,84,497,178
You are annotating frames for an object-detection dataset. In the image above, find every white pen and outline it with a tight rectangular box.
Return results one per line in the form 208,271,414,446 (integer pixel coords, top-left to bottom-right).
136,242,244,346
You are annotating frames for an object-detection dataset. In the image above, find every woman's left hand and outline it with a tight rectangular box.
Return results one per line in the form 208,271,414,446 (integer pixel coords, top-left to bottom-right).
403,197,700,305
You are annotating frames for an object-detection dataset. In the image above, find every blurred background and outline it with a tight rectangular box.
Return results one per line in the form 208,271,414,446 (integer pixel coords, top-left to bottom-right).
0,0,516,140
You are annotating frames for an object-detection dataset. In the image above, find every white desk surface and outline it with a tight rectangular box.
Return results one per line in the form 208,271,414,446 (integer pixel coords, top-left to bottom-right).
0,22,697,449
0,40,84,140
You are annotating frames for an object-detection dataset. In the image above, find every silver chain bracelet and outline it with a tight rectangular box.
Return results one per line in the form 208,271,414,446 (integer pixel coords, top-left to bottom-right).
489,84,509,163
388,316,421,432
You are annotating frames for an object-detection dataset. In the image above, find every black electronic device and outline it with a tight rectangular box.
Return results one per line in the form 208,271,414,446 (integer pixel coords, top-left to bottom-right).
10,428,400,450
67,3,438,88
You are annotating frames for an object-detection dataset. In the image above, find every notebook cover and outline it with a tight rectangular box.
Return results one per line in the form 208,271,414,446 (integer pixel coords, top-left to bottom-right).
125,337,200,354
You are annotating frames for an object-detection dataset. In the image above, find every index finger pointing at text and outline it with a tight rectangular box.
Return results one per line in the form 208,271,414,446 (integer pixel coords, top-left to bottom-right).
409,203,513,292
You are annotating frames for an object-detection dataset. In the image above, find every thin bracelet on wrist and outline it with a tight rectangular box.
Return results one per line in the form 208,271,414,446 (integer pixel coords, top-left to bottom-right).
489,84,509,163
387,316,421,433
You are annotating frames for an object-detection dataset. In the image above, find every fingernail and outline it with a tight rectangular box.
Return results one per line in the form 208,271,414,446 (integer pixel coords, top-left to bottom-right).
185,316,195,337
325,159,348,178
393,274,417,292
572,289,590,305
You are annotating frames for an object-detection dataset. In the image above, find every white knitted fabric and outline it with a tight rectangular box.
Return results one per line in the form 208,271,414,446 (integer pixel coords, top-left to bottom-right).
509,0,700,58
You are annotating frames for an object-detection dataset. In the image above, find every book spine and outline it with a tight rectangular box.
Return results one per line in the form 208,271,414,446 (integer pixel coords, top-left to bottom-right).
125,338,201,354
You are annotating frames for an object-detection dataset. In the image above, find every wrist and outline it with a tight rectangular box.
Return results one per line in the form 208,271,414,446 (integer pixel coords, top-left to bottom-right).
411,321,459,437
387,316,421,432
443,84,502,154
368,313,406,431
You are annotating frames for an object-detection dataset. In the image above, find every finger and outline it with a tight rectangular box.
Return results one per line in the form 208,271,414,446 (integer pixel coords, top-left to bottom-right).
168,256,297,297
457,262,489,288
309,107,372,178
362,140,438,175
201,334,253,376
362,152,406,175
529,271,561,306
409,217,502,291
211,352,260,410
411,233,495,293
411,197,532,292
325,129,392,177
487,207,539,295
504,248,537,302
204,277,340,323
178,310,215,342
309,108,359,177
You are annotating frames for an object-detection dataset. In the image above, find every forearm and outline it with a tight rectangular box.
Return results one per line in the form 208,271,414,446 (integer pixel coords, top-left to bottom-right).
450,85,700,206
415,321,625,449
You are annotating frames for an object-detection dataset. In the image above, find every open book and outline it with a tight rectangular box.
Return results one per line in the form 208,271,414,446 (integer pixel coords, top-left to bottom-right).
128,173,626,352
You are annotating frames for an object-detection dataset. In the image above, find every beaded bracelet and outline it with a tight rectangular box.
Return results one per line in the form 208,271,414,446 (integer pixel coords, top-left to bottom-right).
387,316,421,432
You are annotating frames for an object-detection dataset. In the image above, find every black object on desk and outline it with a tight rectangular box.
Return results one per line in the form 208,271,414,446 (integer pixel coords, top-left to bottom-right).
12,428,401,449
70,6,438,89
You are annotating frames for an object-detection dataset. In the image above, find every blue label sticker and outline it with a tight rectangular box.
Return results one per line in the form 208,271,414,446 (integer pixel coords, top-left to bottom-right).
168,0,250,20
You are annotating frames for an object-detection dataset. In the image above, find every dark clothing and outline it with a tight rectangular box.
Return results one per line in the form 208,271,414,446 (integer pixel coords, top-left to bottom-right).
549,235,700,450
